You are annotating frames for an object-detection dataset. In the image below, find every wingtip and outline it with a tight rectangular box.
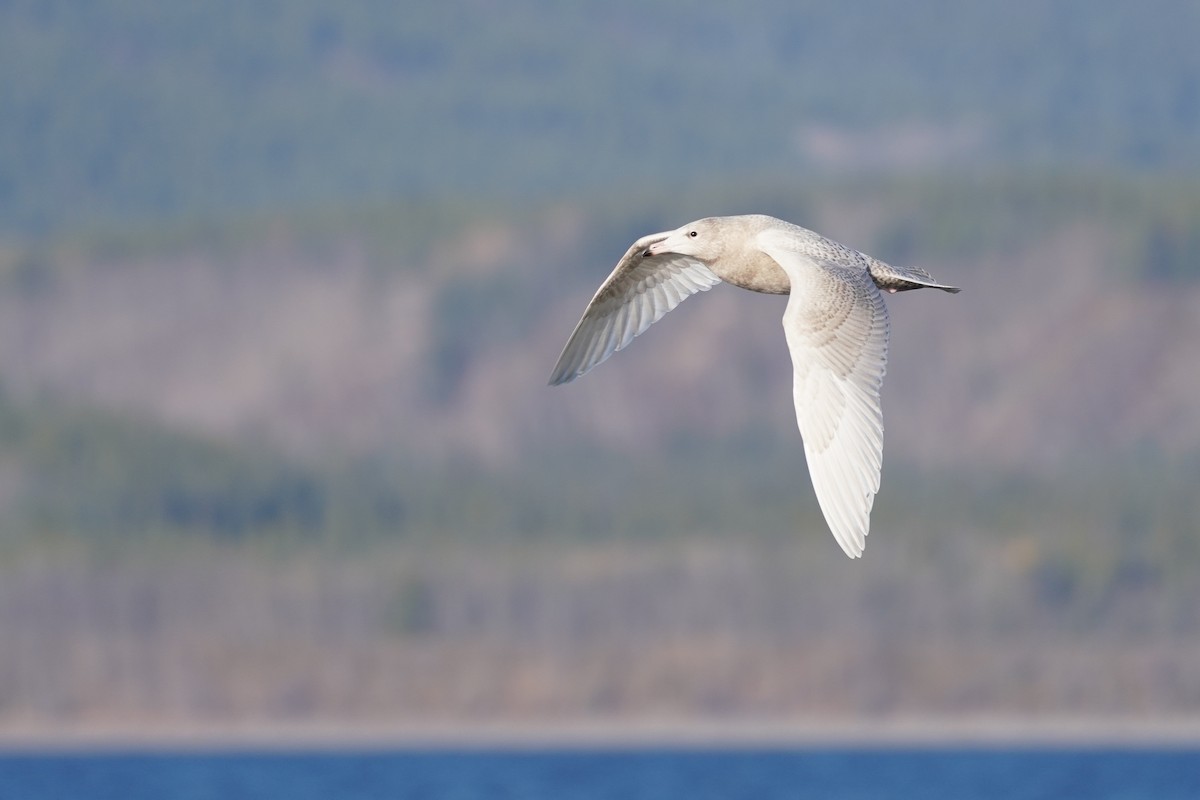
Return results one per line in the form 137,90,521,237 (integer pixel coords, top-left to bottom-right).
547,368,580,387
833,521,868,558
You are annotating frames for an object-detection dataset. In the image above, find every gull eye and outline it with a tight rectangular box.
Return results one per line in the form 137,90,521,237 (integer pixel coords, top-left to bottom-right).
688,230,698,238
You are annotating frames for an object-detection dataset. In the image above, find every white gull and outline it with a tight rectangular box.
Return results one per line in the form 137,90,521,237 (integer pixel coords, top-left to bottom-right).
549,214,959,557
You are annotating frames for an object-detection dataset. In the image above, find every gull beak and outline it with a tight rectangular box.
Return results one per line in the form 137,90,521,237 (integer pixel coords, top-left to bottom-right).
642,237,671,258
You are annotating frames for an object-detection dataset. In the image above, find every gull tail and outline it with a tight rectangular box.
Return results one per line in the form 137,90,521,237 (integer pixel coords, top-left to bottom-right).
867,260,961,294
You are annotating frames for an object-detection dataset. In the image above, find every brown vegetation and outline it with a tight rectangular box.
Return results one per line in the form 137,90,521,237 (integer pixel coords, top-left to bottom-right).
2,537,1197,731
3,176,1200,734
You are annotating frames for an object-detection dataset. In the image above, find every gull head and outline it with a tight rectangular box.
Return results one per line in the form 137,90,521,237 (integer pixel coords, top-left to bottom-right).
643,218,730,264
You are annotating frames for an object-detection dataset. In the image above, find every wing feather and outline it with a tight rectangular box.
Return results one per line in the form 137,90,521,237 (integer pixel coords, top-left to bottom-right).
760,238,890,558
548,234,722,385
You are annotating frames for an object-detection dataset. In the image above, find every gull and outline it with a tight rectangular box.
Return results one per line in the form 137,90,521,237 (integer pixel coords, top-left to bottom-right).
549,214,959,558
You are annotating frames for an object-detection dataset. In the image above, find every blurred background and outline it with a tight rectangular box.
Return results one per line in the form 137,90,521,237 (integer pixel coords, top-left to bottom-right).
1,0,1199,738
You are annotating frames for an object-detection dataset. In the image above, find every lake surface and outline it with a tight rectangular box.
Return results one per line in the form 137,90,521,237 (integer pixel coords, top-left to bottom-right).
1,747,1197,799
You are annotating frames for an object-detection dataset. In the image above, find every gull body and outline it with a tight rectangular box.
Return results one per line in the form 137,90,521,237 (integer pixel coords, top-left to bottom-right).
549,214,959,558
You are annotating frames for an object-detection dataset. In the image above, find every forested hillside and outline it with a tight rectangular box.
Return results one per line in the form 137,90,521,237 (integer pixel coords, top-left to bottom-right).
2,1,1200,731
4,1,1200,234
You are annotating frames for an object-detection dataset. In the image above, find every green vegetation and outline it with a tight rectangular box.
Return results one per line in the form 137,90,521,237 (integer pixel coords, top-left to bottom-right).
5,376,1200,596
0,389,413,548
3,1,1200,235
863,171,1200,282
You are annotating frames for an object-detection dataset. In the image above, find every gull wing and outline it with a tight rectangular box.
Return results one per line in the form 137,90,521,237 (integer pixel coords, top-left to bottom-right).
760,240,890,558
548,232,722,385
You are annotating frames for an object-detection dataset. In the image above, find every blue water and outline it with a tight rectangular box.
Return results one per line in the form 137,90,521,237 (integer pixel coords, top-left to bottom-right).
0,747,1197,800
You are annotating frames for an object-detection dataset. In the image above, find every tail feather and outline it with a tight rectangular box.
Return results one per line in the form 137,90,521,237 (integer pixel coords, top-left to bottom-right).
867,260,961,293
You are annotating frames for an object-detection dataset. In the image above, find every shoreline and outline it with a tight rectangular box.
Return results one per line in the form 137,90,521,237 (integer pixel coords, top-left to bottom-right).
2,717,1200,751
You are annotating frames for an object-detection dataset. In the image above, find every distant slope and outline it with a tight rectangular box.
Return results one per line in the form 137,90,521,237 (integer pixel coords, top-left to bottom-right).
2,173,1200,556
2,173,1199,473
3,1,1200,234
